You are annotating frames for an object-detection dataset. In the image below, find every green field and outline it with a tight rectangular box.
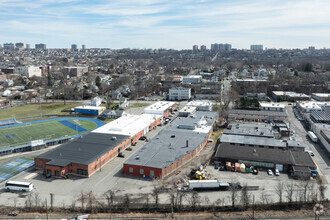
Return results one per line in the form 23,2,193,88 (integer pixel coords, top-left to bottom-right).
0,119,97,149
0,102,82,120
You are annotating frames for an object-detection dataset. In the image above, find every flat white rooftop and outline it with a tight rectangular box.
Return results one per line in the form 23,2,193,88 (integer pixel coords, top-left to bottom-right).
186,100,214,107
144,101,176,115
260,102,285,108
92,113,162,137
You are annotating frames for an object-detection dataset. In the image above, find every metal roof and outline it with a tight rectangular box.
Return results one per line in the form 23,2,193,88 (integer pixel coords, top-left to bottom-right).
229,109,287,117
219,134,304,148
36,133,130,166
224,123,274,138
215,144,315,168
310,110,330,123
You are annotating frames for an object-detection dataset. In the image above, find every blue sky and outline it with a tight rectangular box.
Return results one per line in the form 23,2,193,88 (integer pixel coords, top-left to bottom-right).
1,0,330,49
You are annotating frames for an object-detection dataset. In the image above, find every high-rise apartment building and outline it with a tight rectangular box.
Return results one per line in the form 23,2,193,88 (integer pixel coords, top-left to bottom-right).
35,43,46,50
192,45,199,51
82,44,86,50
71,44,78,50
200,45,207,51
3,43,15,49
211,43,231,51
250,44,263,51
15,42,26,49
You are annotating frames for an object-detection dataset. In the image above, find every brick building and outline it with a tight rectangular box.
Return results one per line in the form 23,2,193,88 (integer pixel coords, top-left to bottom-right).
123,111,218,179
35,133,130,177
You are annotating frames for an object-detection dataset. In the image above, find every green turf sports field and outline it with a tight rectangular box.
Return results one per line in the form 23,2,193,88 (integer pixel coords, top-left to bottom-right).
0,119,97,149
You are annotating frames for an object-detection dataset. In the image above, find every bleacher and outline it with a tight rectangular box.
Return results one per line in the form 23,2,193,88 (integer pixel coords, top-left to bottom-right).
0,119,19,127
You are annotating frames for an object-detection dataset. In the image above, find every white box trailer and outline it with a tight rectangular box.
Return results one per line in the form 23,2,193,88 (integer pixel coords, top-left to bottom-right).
307,131,318,142
188,180,220,190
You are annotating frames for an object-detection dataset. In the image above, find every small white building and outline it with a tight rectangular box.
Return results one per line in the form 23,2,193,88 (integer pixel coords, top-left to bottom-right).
168,87,191,101
91,97,102,106
15,66,42,77
182,75,202,84
260,102,286,112
186,100,214,111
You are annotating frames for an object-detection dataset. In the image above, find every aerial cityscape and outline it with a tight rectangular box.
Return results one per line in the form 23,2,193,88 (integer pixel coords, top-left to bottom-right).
0,0,329,219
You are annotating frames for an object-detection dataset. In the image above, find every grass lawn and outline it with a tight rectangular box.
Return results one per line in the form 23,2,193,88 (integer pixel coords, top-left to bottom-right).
0,119,97,149
130,103,150,108
0,102,82,120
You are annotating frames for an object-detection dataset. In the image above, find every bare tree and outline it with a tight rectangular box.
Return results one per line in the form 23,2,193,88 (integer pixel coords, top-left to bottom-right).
34,192,40,207
260,191,270,205
309,182,318,202
152,187,159,209
240,184,250,209
285,182,294,203
77,191,86,210
86,191,96,213
25,193,33,209
123,194,130,212
275,182,284,204
229,184,238,209
302,180,310,202
168,189,176,215
318,183,327,202
187,191,200,209
104,190,115,212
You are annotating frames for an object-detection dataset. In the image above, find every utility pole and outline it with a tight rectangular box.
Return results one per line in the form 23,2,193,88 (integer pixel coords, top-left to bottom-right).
39,96,42,118
252,195,255,220
45,198,48,220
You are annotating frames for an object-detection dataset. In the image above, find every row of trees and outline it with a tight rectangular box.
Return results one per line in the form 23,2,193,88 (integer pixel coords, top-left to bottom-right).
21,180,327,215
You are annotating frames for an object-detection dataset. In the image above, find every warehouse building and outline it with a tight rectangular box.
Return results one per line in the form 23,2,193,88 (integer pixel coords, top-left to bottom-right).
143,101,177,117
311,93,330,101
228,109,287,121
123,111,218,178
271,91,310,102
92,113,162,143
214,144,315,173
186,100,214,111
35,133,130,177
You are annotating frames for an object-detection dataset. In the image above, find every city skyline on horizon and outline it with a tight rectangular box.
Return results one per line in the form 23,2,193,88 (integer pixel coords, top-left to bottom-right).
1,0,330,49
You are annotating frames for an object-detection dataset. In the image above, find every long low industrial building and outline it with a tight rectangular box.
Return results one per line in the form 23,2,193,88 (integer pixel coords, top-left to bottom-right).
123,111,218,178
214,144,316,174
228,109,287,121
35,133,130,177
34,101,175,177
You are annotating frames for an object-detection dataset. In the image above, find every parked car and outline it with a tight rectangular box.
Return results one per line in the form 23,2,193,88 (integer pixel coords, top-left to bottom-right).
267,169,273,175
126,147,132,151
252,168,258,175
8,211,19,216
214,163,219,169
275,169,280,176
118,152,125,158
139,136,147,141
